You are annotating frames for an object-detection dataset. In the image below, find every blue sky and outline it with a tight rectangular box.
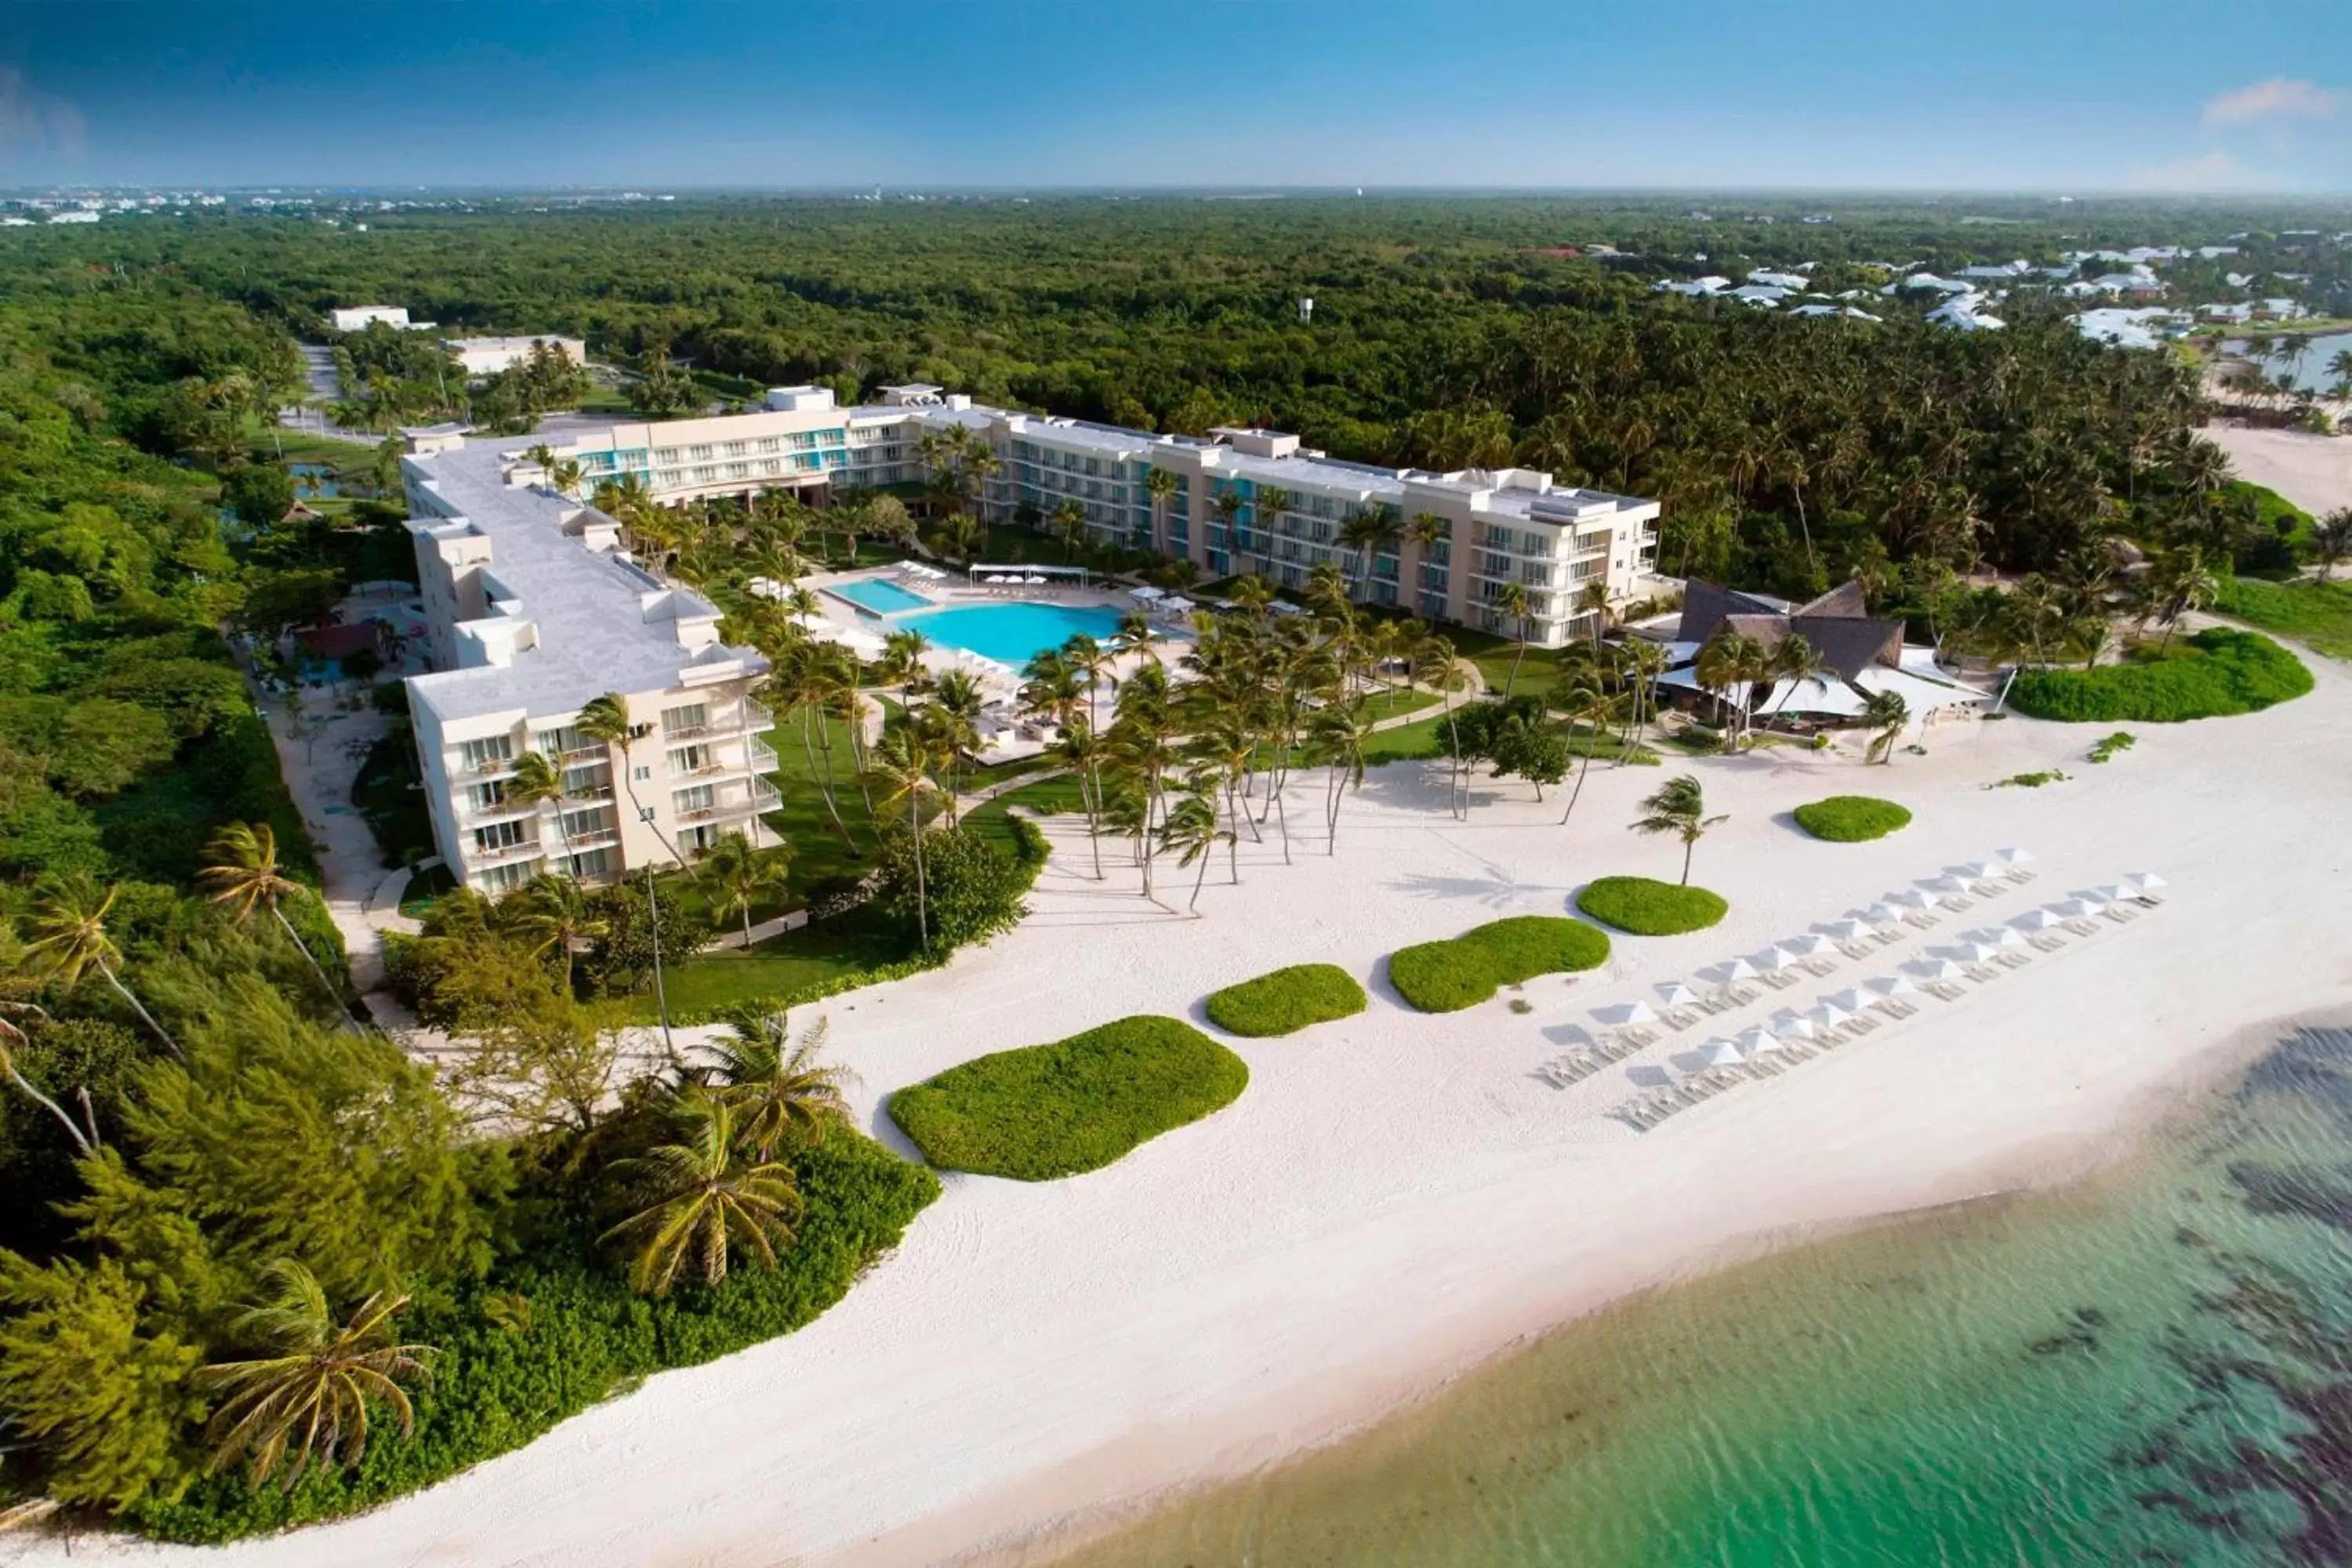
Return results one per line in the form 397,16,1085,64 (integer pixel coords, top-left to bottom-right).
3,1,2347,191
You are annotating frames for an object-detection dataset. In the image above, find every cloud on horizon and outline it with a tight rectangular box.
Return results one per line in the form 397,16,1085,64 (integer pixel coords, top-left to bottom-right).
0,67,85,169
2201,78,2340,126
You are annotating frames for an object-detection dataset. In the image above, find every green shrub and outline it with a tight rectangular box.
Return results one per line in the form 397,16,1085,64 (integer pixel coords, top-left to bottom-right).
1204,963,1367,1036
2007,628,2312,722
1791,796,1913,842
122,1131,938,1541
887,1016,1247,1180
875,822,1031,952
1576,876,1730,935
2087,731,2136,764
1387,916,1611,1012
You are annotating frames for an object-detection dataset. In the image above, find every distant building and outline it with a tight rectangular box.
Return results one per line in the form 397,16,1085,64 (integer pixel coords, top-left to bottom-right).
45,210,99,225
330,305,412,331
442,335,587,376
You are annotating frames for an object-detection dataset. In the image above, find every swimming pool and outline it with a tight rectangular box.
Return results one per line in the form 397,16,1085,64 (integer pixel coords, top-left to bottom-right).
898,602,1136,665
827,578,935,615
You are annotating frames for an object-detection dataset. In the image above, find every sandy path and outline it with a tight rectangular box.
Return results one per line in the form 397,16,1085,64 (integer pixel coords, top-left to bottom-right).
15,651,2352,1568
2208,423,2352,516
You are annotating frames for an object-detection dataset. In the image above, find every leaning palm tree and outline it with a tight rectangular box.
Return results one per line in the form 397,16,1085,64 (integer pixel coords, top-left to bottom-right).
198,1261,434,1489
1305,700,1372,855
1861,690,1909,765
506,750,572,871
0,1003,93,1153
1631,774,1726,886
1494,581,1534,695
198,822,355,1029
1159,786,1229,915
2313,509,2352,582
1145,465,1180,554
697,831,790,945
601,1092,804,1298
20,875,180,1059
506,873,610,990
707,1012,853,1160
863,728,938,951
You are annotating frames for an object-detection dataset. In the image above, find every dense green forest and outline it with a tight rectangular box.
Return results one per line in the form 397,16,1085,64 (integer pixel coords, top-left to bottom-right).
0,193,2345,1537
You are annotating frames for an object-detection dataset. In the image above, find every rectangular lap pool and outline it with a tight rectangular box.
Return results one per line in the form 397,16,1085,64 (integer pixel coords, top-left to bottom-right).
827,578,935,615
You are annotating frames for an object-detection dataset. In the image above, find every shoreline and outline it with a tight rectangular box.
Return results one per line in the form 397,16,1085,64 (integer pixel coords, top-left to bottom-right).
916,1004,2314,1568
9,648,2352,1568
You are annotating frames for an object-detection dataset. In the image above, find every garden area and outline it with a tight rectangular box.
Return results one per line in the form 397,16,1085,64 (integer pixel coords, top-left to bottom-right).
887,1015,1249,1179
1204,963,1368,1037
2213,575,2352,661
2006,627,2312,722
1388,916,1611,1013
1575,876,1730,935
1792,796,1913,843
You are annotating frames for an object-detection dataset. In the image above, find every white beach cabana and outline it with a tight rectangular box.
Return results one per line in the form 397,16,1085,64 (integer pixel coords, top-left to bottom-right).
1657,981,1701,1008
1864,975,1915,1002
1967,926,2027,949
1719,956,1759,983
1826,988,1875,1014
1596,1001,1660,1028
1884,889,1931,911
1995,847,2035,869
1953,861,1999,884
1736,1025,1784,1055
2011,907,2068,931
1769,1011,1819,1041
2051,896,2107,920
1858,902,1904,927
1159,596,1196,619
2119,871,2166,896
1922,875,1971,898
1783,933,1837,957
1818,918,1871,943
1751,947,1795,974
1910,957,1969,983
1700,1038,1748,1068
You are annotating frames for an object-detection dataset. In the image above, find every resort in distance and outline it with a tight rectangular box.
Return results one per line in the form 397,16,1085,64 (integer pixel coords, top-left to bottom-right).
2,5,2352,1567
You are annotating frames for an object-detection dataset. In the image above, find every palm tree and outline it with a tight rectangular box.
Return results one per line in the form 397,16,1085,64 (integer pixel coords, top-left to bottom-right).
1062,633,1117,731
1555,677,1609,826
1159,786,1229,915
2146,544,2219,649
198,822,354,1029
1251,485,1292,582
706,1013,851,1160
1574,577,1613,649
1404,511,1447,622
1053,720,1109,880
2314,509,2352,581
1211,491,1245,571
601,1092,803,1298
1631,774,1726,885
1494,581,1535,695
1145,466,1180,555
20,876,180,1059
199,1261,434,1488
1861,690,1909,764
698,832,789,945
863,728,938,951
507,873,609,990
575,691,682,1046
0,1004,93,1154
1049,496,1087,561
1305,701,1372,854
506,750,572,871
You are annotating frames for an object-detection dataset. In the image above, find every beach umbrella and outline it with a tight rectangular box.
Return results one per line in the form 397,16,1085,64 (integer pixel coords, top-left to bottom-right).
1858,902,1903,927
1718,957,1759,984
1825,988,1874,1014
1751,947,1795,973
1782,933,1836,956
1819,918,1870,943
1953,861,1998,882
1656,981,1701,1008
1864,975,1916,1000
2011,907,2067,931
1885,889,1930,911
2089,884,2137,906
1967,926,2026,949
1024,574,1049,585
1700,1038,1748,1068
1127,584,1165,601
1953,941,2003,965
1910,956,1969,982
1770,1011,1820,1040
1806,1001,1851,1031
1596,1001,1660,1027
1994,847,2035,866
2052,897,2106,920
1922,875,1969,897
1736,1025,1783,1054
2119,871,2166,895
985,575,1010,585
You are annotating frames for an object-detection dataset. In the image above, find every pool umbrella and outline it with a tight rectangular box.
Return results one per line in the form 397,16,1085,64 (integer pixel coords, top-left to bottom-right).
1700,1038,1748,1068
1596,1001,1659,1027
1127,585,1165,601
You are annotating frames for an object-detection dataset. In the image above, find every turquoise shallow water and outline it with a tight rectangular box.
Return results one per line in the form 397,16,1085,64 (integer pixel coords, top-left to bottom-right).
898,602,1132,665
827,578,936,615
1055,1024,2352,1568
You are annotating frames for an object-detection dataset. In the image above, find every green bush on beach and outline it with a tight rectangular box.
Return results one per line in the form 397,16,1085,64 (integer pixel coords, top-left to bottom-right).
1576,876,1730,935
1204,964,1368,1037
1387,916,1611,1013
887,1016,1248,1180
2007,628,2311,722
1792,796,1913,843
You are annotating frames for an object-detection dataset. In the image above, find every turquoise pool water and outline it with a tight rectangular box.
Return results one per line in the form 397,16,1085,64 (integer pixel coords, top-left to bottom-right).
827,578,935,615
898,602,1133,664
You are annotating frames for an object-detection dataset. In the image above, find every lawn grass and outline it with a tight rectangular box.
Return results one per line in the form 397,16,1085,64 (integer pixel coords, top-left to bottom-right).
396,862,459,918
2213,575,2352,660
2007,628,2313,722
1576,876,1730,935
760,706,884,899
1203,963,1368,1037
1792,796,1914,843
1387,916,1611,1013
964,773,1089,859
887,1015,1248,1180
626,905,912,1023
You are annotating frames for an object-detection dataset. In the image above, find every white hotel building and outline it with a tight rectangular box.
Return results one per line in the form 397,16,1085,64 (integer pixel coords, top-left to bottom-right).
398,386,1661,893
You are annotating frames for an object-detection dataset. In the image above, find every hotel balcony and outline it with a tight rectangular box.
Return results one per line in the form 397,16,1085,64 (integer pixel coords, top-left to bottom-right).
456,755,521,779
468,837,544,866
562,827,622,851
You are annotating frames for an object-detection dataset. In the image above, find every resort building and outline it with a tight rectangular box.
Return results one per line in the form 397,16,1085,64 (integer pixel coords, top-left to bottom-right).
1650,580,1987,728
329,305,412,331
398,433,778,895
512,385,1668,646
443,334,588,377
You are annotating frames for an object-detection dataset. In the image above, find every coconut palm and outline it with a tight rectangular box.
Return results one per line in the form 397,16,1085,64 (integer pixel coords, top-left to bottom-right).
1404,511,1448,622
601,1092,803,1298
198,1261,434,1488
1305,700,1373,854
1493,581,1535,695
697,832,789,945
1554,677,1610,826
1049,496,1087,560
1211,491,1245,571
1630,774,1726,886
1159,785,1229,914
20,876,180,1059
575,691,675,855
0,1004,93,1153
2314,508,2352,581
1053,719,1109,880
1861,690,1909,764
863,728,938,950
1411,630,1473,819
1062,633,1117,731
706,1013,852,1160
198,822,355,1029
1574,578,1613,648
507,873,609,990
2145,544,2218,649
1145,466,1180,554
506,750,572,870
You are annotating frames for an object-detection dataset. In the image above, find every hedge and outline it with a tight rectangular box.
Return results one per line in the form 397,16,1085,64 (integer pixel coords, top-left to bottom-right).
1792,796,1913,843
2007,628,2312,722
126,1132,938,1542
1576,876,1730,935
887,1015,1248,1180
1387,916,1611,1013
1204,963,1368,1037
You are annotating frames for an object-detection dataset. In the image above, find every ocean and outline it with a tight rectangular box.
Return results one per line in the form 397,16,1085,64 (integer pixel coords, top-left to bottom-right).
1053,1023,2352,1567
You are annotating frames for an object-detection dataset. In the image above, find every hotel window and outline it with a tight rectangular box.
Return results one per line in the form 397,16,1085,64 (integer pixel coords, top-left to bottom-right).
669,743,714,775
561,805,615,840
473,819,532,854
479,861,535,894
565,847,613,879
724,463,749,478
534,724,579,756
673,783,716,817
720,441,746,457
456,735,514,771
755,437,779,453
661,702,709,738
1519,561,1552,586
1571,559,1602,581
563,762,612,797
465,781,508,813
688,445,713,460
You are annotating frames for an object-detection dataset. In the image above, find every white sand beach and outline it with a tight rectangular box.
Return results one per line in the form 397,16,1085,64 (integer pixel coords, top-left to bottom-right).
14,648,2352,1568
2207,423,2352,516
